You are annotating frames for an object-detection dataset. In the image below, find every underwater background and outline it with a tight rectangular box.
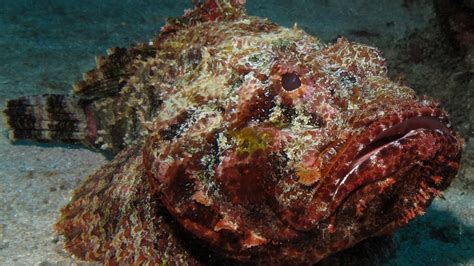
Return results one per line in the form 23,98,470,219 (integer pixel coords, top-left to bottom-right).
0,0,472,264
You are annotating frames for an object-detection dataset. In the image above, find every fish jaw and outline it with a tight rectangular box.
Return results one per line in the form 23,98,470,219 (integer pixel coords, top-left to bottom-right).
281,103,463,232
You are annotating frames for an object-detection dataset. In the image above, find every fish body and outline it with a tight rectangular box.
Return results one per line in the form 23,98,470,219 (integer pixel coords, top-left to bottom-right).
3,0,463,264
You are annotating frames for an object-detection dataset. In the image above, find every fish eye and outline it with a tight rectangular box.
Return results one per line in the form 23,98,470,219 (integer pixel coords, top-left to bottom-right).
281,72,301,91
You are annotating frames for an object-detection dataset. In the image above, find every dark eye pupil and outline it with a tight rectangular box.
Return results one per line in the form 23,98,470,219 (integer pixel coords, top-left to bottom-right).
281,72,301,91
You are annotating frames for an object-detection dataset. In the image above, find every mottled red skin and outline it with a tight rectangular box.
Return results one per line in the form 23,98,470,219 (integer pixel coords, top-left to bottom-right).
144,102,461,264
40,0,464,265
141,3,463,263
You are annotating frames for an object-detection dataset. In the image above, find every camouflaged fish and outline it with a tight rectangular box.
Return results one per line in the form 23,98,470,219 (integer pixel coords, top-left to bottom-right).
3,0,463,264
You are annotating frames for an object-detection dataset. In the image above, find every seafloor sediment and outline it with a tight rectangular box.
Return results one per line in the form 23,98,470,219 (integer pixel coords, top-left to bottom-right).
0,0,472,265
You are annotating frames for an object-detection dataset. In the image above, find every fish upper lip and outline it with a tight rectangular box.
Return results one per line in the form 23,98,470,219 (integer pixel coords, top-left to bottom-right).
331,112,457,200
352,116,453,166
333,116,452,192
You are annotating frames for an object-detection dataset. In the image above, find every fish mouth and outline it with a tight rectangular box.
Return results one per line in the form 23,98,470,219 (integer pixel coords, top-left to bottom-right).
290,109,463,231
351,116,451,169
332,115,455,198
325,111,462,221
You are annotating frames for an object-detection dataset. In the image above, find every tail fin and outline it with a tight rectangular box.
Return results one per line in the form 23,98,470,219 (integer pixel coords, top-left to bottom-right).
3,94,91,145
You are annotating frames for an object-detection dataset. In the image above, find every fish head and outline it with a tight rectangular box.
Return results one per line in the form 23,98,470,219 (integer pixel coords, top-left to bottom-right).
143,21,463,262
260,36,464,231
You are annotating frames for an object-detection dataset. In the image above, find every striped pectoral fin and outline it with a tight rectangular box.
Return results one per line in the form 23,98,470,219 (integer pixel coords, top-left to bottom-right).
3,94,96,146
54,147,200,264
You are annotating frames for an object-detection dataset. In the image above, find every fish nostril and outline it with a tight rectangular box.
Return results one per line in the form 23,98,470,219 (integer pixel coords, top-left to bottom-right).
281,72,301,91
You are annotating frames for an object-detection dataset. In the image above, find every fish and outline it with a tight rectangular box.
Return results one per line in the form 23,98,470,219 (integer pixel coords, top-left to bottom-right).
3,0,463,264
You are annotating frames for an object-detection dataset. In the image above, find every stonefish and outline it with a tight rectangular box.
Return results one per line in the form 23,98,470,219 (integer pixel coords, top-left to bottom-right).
3,0,463,264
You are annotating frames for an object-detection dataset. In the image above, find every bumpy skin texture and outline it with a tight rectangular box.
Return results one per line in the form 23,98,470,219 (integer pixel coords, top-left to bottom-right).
4,1,463,265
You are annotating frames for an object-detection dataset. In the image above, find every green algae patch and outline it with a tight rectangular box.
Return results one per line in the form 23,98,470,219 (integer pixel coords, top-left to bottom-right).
229,127,273,156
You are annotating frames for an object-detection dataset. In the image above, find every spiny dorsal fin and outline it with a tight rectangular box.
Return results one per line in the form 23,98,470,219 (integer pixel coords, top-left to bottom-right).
73,1,245,98
156,0,246,47
73,43,156,99
188,0,246,23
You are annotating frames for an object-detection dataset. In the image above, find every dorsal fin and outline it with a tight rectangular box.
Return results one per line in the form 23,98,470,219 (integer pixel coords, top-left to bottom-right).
187,0,246,23
72,43,155,98
156,0,246,46
74,1,246,96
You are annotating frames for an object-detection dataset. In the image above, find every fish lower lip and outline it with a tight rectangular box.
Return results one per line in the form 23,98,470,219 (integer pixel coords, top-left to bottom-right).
332,162,439,238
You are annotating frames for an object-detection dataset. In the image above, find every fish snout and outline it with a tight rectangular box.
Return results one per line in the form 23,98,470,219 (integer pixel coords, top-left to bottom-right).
315,104,462,229
281,102,463,232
